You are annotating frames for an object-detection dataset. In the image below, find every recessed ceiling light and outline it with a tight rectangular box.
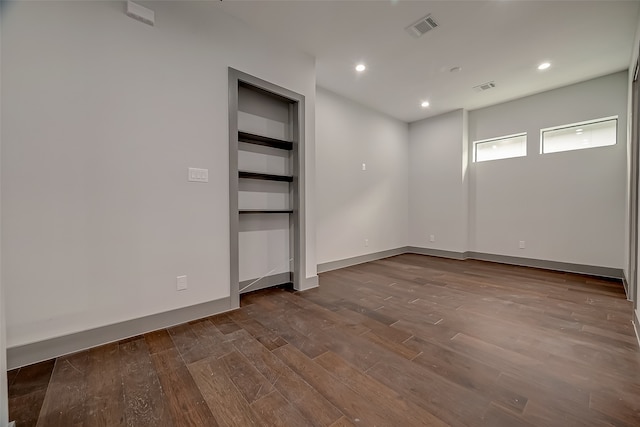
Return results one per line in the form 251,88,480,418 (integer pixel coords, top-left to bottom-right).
538,62,551,70
421,101,430,108
355,64,366,72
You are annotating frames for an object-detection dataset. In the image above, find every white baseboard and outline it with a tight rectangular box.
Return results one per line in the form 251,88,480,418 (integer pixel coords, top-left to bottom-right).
317,247,407,273
318,246,624,280
240,272,291,294
7,296,232,370
298,275,319,291
634,310,640,349
466,251,623,279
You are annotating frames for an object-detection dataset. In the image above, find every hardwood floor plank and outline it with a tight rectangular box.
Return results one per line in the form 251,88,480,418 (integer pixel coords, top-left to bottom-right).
361,330,420,360
84,343,126,426
226,329,287,384
392,318,459,342
167,322,218,365
146,334,218,427
188,356,262,427
231,330,343,427
119,338,173,427
8,359,55,398
589,389,640,426
497,370,612,427
314,351,449,427
154,365,218,427
250,390,310,427
581,323,639,345
521,399,611,427
447,332,543,374
274,344,429,426
209,313,243,335
9,388,48,427
308,326,383,372
271,367,343,427
36,352,89,427
481,402,535,427
334,307,413,343
328,417,356,427
406,335,528,414
335,300,397,325
250,294,386,372
7,368,19,388
227,310,288,351
274,291,371,335
365,350,490,426
219,350,274,404
242,296,331,358
145,330,176,354
8,359,55,427
150,348,185,373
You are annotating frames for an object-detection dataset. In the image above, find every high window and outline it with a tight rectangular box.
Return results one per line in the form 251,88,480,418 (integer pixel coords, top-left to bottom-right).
541,117,617,154
473,133,527,163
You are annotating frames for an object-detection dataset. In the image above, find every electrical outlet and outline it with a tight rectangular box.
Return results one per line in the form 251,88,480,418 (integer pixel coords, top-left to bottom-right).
188,168,208,183
519,241,525,249
364,238,369,247
177,275,187,291
429,234,435,242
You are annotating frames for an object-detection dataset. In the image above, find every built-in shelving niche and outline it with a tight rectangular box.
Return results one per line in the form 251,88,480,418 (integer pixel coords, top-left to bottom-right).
228,68,306,307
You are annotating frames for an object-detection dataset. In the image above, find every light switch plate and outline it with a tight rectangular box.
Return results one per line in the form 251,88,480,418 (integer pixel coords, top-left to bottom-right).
177,275,187,291
188,168,208,183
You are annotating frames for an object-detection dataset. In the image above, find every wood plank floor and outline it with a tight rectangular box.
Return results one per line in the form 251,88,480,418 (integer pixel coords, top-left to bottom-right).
8,254,640,426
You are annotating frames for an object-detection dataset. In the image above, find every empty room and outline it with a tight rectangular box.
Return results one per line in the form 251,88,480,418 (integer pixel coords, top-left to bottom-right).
1,1,640,426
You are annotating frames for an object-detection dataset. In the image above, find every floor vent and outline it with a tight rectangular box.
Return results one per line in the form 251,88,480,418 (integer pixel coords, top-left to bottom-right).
406,14,439,38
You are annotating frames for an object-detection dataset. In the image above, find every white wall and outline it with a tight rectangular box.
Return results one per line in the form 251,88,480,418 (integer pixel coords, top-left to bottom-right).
628,12,640,319
0,9,8,423
0,8,8,423
408,109,469,253
469,72,628,268
1,1,316,349
316,88,408,264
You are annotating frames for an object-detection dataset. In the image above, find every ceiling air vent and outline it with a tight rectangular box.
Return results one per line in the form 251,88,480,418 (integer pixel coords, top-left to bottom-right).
405,14,439,38
473,81,496,92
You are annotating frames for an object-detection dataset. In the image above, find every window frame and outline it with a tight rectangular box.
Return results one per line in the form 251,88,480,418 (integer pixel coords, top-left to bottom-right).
539,116,618,154
472,132,528,163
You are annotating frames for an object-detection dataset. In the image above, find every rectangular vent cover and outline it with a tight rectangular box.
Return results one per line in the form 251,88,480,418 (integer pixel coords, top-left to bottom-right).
473,81,496,92
126,1,155,26
406,14,439,38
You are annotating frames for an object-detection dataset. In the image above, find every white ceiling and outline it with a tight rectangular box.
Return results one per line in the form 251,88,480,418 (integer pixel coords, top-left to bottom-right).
219,1,640,123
